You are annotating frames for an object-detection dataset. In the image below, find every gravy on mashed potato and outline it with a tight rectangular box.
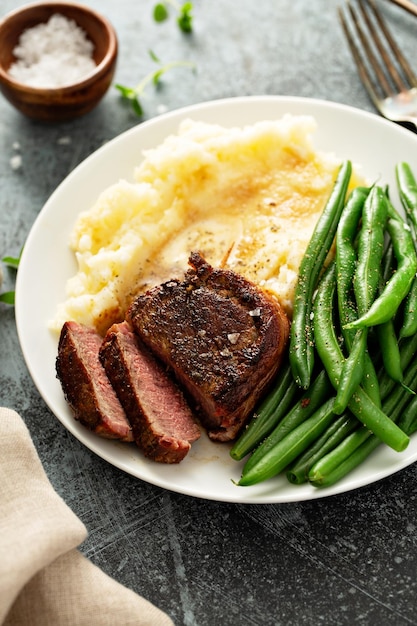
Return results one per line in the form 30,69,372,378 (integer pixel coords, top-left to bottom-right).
50,114,352,335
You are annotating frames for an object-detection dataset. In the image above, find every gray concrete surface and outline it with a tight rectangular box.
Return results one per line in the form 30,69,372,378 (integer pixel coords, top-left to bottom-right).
1,1,417,624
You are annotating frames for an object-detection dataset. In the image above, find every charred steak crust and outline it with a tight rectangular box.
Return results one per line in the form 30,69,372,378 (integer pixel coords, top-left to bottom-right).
99,321,200,464
127,251,290,441
56,321,133,442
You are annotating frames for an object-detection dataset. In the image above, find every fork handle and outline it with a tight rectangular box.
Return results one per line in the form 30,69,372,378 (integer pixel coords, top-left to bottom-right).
387,0,417,19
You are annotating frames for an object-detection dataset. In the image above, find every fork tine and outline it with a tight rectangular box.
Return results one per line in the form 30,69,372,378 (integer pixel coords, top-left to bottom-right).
339,0,417,107
358,0,407,92
350,1,397,97
338,3,390,106
368,0,417,88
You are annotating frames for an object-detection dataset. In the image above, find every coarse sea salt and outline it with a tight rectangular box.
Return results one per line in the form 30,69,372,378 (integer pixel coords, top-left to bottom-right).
8,13,96,89
10,154,22,170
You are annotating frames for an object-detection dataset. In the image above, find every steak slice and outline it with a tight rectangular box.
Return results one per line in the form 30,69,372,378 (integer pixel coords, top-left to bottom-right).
127,251,290,442
99,321,200,463
56,321,133,442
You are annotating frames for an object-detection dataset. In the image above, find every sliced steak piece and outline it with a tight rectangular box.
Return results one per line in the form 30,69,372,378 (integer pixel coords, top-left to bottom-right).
56,321,133,442
99,321,200,463
127,251,290,442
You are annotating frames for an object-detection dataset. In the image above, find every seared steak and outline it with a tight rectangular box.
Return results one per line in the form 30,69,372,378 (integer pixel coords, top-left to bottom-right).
99,321,200,463
56,321,133,442
127,251,290,441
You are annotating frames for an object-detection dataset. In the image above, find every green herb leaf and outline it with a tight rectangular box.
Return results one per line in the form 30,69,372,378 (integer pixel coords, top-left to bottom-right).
114,84,136,99
0,250,21,306
0,291,15,305
153,1,193,33
2,255,20,269
149,49,160,63
131,98,144,117
152,69,165,85
178,2,193,32
153,3,169,22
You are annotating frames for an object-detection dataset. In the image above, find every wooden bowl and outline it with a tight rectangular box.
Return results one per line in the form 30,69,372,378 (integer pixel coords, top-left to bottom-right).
0,2,118,122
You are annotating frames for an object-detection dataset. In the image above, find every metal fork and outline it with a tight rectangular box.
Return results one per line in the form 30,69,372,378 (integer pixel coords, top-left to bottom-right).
339,0,417,129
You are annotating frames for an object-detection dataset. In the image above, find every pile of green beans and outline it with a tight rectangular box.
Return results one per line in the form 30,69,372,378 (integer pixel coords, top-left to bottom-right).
231,161,417,489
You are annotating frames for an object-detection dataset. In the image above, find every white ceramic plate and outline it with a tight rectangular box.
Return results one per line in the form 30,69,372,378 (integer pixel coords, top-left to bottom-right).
15,96,417,503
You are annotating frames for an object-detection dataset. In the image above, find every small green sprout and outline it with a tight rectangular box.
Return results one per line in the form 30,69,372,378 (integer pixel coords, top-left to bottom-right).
0,251,21,305
2,254,21,270
0,291,15,305
115,50,196,117
153,1,193,33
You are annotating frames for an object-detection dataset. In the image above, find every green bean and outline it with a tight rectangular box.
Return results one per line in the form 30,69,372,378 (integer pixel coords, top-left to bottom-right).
396,162,417,229
286,413,358,484
401,411,417,436
376,245,404,385
312,263,342,380
382,238,395,283
241,369,333,476
398,395,417,434
334,185,380,410
238,399,336,486
308,427,372,485
397,342,417,434
230,360,300,461
335,186,387,408
346,217,417,329
309,355,417,487
333,329,366,414
336,185,369,345
353,185,388,317
396,163,417,338
406,421,417,436
379,331,417,400
400,278,417,339
376,320,403,384
386,195,404,222
358,347,381,408
309,434,379,488
289,161,352,390
383,365,417,417
307,318,409,486
313,263,409,452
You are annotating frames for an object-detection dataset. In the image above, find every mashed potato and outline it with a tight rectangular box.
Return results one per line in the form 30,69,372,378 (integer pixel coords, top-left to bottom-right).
51,115,348,334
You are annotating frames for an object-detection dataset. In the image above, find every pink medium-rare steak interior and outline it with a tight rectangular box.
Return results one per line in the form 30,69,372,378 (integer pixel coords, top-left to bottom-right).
56,321,133,442
99,321,200,463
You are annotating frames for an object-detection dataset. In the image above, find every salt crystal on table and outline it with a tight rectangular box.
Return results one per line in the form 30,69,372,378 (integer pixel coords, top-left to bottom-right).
10,155,22,170
8,13,96,89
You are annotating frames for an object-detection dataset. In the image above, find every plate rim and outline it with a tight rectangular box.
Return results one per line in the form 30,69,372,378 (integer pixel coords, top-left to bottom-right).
15,94,417,504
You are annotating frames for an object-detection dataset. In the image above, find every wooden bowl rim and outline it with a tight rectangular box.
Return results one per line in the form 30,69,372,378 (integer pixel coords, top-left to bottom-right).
0,1,118,94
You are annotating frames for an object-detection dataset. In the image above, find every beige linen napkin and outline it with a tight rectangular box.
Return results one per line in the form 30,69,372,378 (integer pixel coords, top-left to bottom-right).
0,407,174,626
